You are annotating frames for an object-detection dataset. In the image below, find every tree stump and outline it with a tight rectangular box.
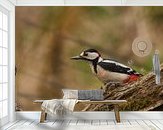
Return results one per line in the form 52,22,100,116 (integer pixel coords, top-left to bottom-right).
84,64,163,111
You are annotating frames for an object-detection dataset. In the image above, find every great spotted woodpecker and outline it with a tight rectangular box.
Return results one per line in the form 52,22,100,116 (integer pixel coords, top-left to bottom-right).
71,49,142,84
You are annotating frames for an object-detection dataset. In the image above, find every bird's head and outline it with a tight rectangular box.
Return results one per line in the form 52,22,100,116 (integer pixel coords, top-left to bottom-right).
71,49,101,62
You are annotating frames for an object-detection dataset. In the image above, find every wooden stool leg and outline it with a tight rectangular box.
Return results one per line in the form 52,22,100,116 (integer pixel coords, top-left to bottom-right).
114,104,120,123
40,110,46,123
45,113,47,120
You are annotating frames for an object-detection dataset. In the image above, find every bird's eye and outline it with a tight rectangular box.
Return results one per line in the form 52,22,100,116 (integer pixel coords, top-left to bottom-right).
84,53,88,56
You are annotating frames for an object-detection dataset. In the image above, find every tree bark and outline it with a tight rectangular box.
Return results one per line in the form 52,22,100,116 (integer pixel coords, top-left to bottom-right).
85,64,163,111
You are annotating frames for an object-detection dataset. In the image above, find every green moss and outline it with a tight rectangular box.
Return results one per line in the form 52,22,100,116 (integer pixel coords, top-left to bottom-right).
121,98,153,111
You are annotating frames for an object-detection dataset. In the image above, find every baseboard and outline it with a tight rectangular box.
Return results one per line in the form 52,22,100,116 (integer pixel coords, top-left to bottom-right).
16,111,163,120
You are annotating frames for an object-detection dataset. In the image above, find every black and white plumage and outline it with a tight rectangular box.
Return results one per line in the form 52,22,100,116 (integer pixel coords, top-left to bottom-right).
71,49,142,84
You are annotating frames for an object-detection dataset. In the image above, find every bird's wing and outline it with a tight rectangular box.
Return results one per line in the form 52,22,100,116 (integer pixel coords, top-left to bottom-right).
98,59,140,75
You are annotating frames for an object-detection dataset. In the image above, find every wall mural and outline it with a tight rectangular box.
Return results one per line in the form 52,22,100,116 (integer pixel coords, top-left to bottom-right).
16,7,163,111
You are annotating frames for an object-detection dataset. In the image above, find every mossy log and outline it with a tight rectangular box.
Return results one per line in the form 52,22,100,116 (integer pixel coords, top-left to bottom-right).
84,64,163,111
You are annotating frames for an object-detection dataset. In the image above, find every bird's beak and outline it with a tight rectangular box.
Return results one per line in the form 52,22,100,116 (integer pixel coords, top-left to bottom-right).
71,56,84,60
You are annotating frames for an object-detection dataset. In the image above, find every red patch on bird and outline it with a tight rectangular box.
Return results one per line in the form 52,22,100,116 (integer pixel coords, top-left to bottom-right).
123,75,140,83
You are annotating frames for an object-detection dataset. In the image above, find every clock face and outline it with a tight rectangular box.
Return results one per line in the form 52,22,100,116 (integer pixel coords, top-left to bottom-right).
132,37,152,57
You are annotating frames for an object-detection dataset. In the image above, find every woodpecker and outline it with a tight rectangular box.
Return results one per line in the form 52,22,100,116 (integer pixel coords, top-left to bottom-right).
71,49,142,84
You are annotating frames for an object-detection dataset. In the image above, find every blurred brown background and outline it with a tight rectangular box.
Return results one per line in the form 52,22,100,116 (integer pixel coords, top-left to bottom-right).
16,7,163,111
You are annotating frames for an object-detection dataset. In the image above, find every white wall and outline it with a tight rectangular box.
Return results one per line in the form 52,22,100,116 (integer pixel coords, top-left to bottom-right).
8,0,17,5
8,5,15,123
16,0,163,6
16,0,64,6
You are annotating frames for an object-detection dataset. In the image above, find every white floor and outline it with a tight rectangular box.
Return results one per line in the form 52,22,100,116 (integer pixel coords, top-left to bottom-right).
1,119,163,130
